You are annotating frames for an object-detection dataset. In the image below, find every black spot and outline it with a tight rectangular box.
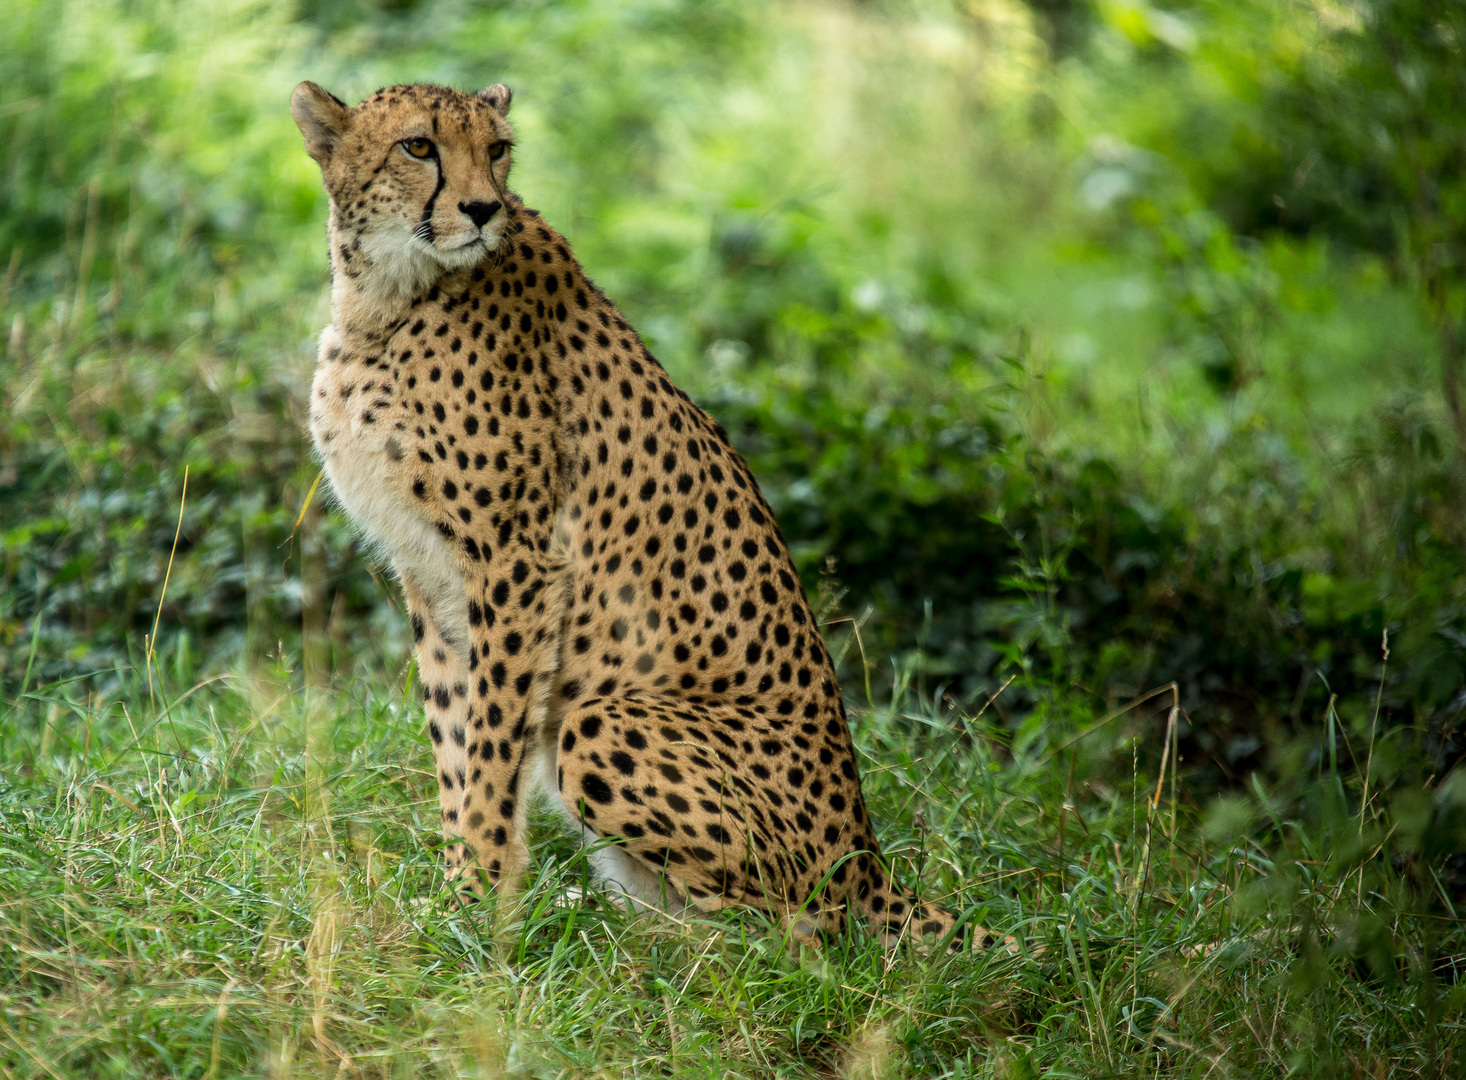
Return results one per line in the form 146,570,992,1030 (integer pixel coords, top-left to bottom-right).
581,774,614,805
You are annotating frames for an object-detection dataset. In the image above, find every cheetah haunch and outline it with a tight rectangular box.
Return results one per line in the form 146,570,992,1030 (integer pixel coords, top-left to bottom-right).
292,80,990,949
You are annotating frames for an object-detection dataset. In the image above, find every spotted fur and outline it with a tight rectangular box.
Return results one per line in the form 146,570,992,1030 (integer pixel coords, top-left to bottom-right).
292,81,993,949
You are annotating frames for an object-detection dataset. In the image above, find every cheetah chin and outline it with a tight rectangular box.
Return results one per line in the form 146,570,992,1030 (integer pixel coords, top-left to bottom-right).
356,220,494,305
292,79,1003,953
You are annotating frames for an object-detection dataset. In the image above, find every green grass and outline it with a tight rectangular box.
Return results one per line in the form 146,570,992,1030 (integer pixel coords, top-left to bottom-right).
4,653,1460,1078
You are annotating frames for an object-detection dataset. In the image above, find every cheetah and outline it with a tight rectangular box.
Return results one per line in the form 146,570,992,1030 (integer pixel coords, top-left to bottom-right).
291,80,993,949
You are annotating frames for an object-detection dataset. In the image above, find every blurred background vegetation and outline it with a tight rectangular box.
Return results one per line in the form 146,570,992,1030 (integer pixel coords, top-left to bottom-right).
5,0,1466,1074
8,0,1466,796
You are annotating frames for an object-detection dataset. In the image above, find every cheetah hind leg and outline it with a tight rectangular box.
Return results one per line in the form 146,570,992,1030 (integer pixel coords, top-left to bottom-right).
553,694,851,936
532,719,690,916
554,694,1001,951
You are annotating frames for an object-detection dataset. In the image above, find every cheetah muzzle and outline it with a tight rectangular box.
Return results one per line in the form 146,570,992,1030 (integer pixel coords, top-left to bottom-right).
292,80,996,951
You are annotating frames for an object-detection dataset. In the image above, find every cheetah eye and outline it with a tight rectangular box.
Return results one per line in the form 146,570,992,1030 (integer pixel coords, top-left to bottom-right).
403,137,435,159
488,140,509,161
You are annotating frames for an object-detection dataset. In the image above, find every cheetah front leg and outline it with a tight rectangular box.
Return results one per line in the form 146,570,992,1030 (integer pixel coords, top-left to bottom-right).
453,548,568,899
400,578,480,902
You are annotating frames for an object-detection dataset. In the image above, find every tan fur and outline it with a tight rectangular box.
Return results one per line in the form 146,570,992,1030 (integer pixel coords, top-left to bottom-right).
294,81,994,949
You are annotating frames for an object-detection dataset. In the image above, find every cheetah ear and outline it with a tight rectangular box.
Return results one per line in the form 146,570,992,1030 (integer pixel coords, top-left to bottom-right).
291,81,350,166
477,83,512,116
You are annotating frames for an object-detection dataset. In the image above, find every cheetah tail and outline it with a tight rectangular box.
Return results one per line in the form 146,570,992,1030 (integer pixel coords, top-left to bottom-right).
858,868,1001,953
857,867,956,951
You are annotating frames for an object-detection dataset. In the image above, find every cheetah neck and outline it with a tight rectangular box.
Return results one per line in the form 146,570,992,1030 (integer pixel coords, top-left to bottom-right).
324,201,598,384
325,212,421,338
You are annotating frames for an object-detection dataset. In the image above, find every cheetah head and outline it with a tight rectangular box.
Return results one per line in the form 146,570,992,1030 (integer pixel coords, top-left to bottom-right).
291,81,516,300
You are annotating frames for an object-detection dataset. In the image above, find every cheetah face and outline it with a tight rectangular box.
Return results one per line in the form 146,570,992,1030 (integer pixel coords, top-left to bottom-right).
291,81,516,296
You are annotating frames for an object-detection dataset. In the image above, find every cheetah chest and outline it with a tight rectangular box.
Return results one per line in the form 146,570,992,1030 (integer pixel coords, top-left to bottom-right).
309,323,470,646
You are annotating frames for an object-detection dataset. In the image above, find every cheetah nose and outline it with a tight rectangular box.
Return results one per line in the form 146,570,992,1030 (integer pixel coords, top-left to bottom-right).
460,200,501,228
